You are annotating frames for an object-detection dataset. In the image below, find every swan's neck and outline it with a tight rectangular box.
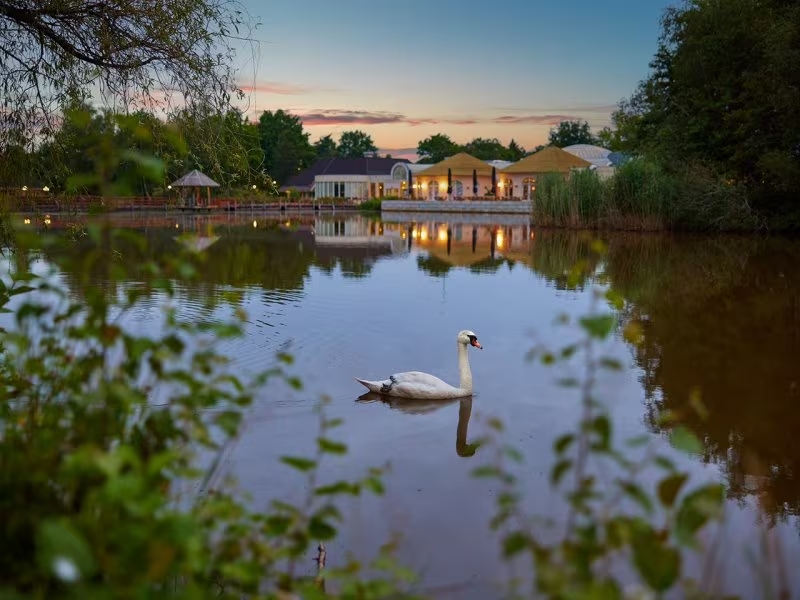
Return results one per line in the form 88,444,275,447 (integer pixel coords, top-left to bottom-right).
457,342,472,392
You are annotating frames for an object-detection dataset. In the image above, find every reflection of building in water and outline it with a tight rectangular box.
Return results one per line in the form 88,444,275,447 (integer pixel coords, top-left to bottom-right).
394,219,535,268
312,216,406,255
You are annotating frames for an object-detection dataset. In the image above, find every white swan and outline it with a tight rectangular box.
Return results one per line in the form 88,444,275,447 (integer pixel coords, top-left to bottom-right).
355,330,483,399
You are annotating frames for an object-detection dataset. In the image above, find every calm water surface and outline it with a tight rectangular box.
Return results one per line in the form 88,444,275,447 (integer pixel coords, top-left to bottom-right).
15,211,800,598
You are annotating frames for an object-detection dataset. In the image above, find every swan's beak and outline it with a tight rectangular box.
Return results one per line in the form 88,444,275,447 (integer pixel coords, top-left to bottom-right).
471,340,483,349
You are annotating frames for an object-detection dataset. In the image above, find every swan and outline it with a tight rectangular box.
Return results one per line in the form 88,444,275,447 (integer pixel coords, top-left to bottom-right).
355,330,483,399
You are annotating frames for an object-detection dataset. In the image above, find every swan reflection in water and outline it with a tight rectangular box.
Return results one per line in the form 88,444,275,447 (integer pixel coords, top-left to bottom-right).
355,392,478,457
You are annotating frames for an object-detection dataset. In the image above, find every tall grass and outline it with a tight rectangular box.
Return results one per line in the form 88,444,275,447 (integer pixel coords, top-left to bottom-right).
532,158,761,232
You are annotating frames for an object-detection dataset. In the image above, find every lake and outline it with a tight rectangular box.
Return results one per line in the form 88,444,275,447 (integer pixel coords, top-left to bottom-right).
10,210,800,598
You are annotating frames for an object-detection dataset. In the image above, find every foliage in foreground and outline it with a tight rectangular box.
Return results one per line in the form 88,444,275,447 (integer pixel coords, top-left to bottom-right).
0,117,787,597
533,160,760,232
0,224,421,599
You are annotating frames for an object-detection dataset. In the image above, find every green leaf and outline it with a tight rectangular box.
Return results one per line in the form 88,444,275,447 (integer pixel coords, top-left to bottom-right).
670,426,703,455
215,410,242,436
588,414,612,451
36,520,97,581
599,357,623,371
264,515,292,536
675,483,725,547
550,459,573,486
540,352,556,365
317,437,347,455
309,517,337,540
280,456,316,472
364,477,385,495
503,445,524,464
315,481,359,496
618,480,654,515
658,473,689,508
554,433,575,454
654,455,677,471
605,288,625,310
631,527,680,592
501,531,531,557
579,314,616,340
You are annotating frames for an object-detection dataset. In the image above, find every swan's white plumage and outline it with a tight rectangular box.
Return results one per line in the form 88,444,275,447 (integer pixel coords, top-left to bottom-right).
355,330,482,400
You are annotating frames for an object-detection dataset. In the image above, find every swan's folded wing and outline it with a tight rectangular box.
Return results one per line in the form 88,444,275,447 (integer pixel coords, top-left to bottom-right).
392,371,450,387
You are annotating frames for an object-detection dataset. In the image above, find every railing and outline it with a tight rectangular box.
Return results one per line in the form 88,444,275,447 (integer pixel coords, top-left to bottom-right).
1,194,362,213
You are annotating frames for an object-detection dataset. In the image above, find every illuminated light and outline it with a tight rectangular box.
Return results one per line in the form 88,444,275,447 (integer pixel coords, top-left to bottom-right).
42,186,50,192
401,232,406,239
252,184,257,190
438,228,447,242
167,185,172,190
411,228,418,239
496,230,504,248
23,218,30,225
44,217,51,226
253,220,258,228
22,186,28,192
419,227,428,241
175,223,179,229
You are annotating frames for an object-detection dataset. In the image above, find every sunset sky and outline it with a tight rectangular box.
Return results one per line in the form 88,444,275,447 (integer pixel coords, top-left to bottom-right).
235,0,675,160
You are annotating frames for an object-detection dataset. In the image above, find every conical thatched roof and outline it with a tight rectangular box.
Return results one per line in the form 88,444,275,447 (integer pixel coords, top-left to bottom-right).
501,146,591,174
170,169,220,187
415,152,495,177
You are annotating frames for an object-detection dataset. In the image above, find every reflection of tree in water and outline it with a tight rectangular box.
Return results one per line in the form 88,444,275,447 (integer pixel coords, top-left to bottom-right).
31,223,389,299
527,230,601,291
416,254,452,278
604,234,800,522
468,256,510,274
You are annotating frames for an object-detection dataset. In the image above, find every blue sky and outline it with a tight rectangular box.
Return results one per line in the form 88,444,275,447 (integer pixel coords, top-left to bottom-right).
235,0,674,158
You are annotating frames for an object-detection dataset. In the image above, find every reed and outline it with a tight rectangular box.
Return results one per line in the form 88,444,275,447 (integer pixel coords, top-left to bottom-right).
531,158,758,232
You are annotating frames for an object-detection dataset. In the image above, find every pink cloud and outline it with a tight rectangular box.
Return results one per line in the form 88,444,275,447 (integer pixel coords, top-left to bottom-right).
287,109,583,127
238,81,336,95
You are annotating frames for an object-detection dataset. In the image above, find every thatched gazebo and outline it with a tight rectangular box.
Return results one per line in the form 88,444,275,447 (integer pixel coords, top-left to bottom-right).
170,169,220,209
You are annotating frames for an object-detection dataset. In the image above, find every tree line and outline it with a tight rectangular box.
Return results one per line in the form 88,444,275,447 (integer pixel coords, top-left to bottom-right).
0,104,601,196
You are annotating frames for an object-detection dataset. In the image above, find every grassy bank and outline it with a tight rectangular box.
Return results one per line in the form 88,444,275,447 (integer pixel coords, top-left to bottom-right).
533,159,762,232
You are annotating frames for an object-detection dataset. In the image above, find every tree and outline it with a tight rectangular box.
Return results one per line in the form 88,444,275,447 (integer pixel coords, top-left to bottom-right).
416,134,462,164
313,134,337,159
463,137,509,160
507,139,526,161
336,130,377,158
547,120,598,147
616,0,800,226
0,0,253,139
257,110,315,187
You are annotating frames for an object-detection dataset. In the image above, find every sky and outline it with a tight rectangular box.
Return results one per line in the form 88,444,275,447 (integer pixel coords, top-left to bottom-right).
234,0,675,160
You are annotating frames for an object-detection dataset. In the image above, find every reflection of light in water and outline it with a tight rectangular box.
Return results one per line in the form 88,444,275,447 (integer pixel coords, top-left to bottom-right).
420,226,428,241
438,227,447,242
496,230,504,248
412,228,418,239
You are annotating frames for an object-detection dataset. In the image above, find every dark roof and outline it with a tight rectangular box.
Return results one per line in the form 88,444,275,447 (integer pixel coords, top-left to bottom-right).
281,157,411,191
171,169,220,187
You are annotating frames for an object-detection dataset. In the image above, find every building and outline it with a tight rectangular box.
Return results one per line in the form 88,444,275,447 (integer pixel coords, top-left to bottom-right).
281,157,411,200
499,146,592,199
413,152,498,200
562,144,616,179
